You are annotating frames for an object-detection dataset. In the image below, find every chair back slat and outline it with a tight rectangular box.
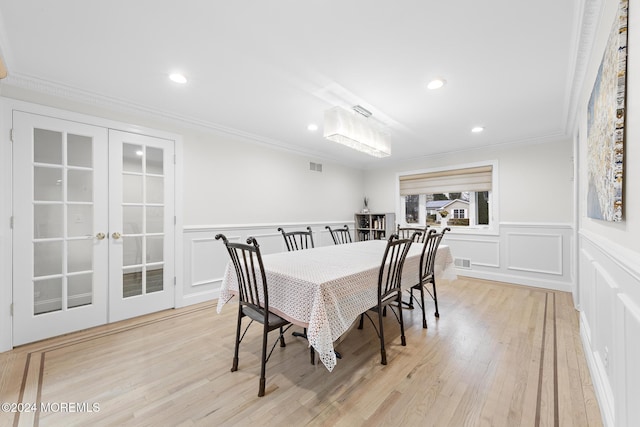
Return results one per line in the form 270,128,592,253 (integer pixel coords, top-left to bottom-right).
397,225,428,243
419,228,449,280
325,225,353,245
378,234,414,303
216,234,269,316
278,227,314,251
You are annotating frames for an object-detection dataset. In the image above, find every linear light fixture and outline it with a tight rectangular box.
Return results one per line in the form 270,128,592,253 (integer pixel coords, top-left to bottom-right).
352,104,372,117
323,106,391,158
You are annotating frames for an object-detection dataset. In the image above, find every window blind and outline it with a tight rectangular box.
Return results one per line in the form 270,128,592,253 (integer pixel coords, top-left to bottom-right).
399,165,492,196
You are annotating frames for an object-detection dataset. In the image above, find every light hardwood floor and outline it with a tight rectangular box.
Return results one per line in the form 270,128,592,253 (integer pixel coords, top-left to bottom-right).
0,278,602,427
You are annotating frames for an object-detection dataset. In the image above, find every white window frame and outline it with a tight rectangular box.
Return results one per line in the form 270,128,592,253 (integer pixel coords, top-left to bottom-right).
453,209,466,219
395,160,499,234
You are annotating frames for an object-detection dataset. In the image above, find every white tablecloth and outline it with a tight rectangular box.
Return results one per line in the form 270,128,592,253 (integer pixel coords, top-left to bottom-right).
217,240,456,371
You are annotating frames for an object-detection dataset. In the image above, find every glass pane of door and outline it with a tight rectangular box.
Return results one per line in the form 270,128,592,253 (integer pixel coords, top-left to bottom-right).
108,130,174,323
32,128,98,316
121,143,165,298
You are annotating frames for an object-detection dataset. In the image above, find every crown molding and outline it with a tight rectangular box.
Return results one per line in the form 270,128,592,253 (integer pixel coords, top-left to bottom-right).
565,0,605,135
0,73,349,165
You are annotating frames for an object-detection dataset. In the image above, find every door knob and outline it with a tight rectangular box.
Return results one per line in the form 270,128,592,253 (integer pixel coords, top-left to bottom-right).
96,232,106,240
112,232,121,240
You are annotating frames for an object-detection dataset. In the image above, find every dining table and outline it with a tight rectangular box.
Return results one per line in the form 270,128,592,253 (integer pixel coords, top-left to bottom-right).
217,239,456,371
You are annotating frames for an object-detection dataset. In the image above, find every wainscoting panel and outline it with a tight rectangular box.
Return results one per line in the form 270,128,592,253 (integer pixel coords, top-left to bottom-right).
182,222,354,306
442,223,573,292
617,294,640,427
247,231,285,255
507,233,563,275
594,262,617,388
579,230,640,427
190,237,222,287
444,237,499,268
579,248,597,343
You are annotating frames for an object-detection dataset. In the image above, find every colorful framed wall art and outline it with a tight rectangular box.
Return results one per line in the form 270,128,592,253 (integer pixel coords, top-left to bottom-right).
586,0,628,222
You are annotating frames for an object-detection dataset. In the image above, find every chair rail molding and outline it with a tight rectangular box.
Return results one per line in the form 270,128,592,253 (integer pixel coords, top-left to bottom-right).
182,221,355,306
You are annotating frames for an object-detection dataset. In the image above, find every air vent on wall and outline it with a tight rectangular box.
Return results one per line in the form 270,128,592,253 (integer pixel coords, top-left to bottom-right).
454,258,471,269
310,162,323,172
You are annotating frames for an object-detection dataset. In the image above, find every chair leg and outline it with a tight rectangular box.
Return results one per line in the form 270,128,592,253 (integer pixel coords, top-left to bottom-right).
310,347,315,365
358,314,364,329
398,293,406,346
378,306,387,365
419,285,428,329
279,326,286,347
258,323,268,397
432,279,440,318
231,308,243,372
409,288,415,309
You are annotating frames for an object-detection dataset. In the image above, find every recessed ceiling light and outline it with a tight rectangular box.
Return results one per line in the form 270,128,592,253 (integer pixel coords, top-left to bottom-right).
471,126,484,133
169,73,187,84
427,79,446,90
307,123,319,132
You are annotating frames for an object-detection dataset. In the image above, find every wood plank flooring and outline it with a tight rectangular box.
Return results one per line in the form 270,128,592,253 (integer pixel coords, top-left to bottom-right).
0,278,602,426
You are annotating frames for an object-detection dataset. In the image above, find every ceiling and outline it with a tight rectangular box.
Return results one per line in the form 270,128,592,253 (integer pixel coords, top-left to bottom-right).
0,0,588,168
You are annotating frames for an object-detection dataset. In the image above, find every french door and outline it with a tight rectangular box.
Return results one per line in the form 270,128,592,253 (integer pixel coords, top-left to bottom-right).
108,130,174,322
12,112,175,345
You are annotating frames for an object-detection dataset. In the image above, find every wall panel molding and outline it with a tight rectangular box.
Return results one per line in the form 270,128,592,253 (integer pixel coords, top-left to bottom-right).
506,232,563,275
578,232,640,427
443,223,573,292
616,294,640,426
445,237,500,268
580,230,640,282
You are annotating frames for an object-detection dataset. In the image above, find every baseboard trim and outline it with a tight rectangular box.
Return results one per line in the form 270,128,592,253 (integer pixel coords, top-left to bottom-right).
456,269,572,292
181,288,220,307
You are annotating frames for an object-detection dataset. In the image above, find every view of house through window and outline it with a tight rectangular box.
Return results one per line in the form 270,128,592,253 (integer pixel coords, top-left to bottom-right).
399,164,493,228
404,192,490,227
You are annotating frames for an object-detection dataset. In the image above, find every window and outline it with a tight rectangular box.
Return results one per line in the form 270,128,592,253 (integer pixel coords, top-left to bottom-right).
405,195,419,223
453,209,466,219
398,164,494,229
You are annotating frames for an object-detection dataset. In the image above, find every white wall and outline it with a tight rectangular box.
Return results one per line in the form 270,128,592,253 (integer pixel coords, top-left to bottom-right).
575,0,640,425
182,128,364,225
363,137,574,222
362,138,575,292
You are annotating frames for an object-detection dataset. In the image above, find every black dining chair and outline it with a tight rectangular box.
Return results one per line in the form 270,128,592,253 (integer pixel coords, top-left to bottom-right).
408,227,450,328
277,226,314,251
277,226,316,364
397,225,429,243
325,225,353,245
358,234,415,365
396,226,426,309
215,234,292,397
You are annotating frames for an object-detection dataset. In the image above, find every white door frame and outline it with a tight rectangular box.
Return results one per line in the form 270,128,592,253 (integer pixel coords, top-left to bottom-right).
0,97,184,352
